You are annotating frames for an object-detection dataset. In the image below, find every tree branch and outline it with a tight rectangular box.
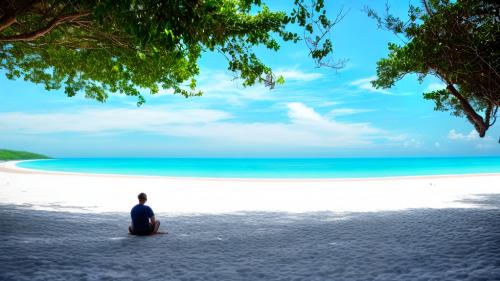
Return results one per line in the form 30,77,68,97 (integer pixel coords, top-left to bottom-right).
485,104,492,127
0,11,90,42
421,0,433,15
490,106,498,127
0,10,17,32
0,0,39,32
446,84,489,137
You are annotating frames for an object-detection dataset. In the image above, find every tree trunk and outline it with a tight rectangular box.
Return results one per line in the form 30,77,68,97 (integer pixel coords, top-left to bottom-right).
446,84,489,137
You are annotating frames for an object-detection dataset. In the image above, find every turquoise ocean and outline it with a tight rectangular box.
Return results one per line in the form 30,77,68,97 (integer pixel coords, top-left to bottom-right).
16,157,500,179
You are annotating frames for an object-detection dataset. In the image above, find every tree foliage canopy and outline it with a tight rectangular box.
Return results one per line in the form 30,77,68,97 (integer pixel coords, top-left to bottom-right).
0,0,340,105
367,0,499,138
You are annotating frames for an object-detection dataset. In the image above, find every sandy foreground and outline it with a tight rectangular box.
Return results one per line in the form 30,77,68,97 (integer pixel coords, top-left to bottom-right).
1,161,500,280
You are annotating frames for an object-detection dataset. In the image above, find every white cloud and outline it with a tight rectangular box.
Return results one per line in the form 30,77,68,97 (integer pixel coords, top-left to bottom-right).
196,69,323,102
195,72,272,104
447,129,496,148
382,134,425,148
425,83,446,92
0,103,395,148
476,143,495,150
275,70,323,82
132,69,323,102
385,134,408,142
317,101,342,107
403,138,422,148
350,76,391,95
448,129,479,141
350,76,375,86
145,69,324,106
287,102,326,124
161,102,383,147
328,108,374,117
0,107,232,134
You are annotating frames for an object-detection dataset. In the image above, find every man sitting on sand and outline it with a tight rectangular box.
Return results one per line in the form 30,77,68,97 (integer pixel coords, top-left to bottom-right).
129,193,160,235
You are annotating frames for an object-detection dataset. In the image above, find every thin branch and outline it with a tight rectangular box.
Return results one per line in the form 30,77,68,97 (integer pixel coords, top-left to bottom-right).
304,6,348,69
489,106,498,127
421,0,433,15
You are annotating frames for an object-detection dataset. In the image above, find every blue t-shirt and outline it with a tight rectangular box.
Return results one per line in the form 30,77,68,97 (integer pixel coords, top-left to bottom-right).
131,204,154,231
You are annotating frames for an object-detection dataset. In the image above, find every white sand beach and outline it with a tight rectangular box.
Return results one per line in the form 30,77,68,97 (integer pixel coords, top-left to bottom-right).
1,161,500,280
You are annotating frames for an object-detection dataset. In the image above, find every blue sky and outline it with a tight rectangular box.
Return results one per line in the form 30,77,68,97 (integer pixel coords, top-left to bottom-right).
1,0,499,158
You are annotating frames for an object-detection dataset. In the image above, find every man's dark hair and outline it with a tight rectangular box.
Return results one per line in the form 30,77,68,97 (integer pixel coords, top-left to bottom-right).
138,193,147,201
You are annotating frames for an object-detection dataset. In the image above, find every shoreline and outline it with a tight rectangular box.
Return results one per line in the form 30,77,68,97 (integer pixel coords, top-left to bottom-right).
1,160,500,214
4,159,500,182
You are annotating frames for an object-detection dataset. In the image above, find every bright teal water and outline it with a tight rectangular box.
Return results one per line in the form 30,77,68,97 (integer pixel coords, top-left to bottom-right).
16,157,500,179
